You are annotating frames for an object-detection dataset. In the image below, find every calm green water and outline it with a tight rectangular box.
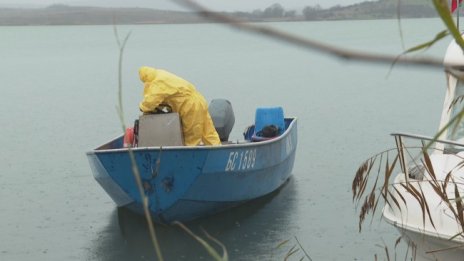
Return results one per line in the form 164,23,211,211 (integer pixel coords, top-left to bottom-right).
0,18,450,260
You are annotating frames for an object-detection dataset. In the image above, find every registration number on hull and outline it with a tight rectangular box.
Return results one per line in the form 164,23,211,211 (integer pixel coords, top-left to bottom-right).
225,149,257,172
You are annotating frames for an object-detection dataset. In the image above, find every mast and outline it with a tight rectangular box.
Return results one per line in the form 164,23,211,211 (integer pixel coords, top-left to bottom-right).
458,0,461,30
452,0,462,30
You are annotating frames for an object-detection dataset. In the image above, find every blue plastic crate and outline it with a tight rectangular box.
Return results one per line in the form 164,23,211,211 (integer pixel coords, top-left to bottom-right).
254,107,285,137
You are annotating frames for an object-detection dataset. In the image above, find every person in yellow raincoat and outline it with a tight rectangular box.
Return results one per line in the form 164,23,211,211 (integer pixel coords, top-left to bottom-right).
138,66,221,146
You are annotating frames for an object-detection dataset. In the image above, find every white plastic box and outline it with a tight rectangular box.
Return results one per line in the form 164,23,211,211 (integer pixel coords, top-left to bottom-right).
137,113,184,147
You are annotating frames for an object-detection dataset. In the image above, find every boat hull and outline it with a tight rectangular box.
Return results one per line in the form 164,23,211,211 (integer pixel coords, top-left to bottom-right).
87,118,297,223
382,152,464,260
384,206,464,261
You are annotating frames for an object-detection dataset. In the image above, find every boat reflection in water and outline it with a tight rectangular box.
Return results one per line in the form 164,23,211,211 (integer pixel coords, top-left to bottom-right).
90,177,297,261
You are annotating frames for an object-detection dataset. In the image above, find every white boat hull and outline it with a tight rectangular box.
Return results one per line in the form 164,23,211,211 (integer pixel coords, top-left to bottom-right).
383,152,464,261
384,204,464,261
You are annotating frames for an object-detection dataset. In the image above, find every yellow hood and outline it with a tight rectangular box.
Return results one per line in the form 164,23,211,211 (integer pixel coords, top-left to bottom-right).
139,66,157,83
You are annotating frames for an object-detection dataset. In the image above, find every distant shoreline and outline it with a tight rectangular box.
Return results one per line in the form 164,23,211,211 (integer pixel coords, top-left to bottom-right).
0,2,437,26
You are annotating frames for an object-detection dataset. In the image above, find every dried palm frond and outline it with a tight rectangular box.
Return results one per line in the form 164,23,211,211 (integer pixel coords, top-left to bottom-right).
354,137,464,245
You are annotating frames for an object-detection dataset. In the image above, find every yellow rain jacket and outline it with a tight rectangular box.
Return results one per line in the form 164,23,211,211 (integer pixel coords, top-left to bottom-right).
138,66,220,146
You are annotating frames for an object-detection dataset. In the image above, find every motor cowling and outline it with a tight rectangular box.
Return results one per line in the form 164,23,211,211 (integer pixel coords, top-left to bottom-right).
209,99,235,142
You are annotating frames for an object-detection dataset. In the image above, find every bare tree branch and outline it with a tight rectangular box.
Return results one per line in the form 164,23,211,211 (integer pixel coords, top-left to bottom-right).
173,0,449,69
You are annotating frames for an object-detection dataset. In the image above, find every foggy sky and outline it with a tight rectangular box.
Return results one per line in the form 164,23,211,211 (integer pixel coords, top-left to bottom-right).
0,0,372,11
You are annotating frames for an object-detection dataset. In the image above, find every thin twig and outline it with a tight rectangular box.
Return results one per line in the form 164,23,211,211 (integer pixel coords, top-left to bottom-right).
113,26,164,261
294,236,312,261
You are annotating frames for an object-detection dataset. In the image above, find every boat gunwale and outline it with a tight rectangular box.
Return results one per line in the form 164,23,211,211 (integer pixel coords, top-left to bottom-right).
86,117,297,155
383,174,464,243
391,132,464,149
383,203,464,243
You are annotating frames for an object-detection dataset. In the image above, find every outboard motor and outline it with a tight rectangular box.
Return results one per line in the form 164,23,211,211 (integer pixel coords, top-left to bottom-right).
209,99,235,141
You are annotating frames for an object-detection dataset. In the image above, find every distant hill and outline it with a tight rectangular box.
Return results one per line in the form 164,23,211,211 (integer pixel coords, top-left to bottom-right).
302,0,436,20
0,1,439,26
0,5,201,25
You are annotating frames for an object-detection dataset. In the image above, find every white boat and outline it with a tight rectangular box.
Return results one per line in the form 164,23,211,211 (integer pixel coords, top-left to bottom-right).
380,38,464,260
352,37,464,260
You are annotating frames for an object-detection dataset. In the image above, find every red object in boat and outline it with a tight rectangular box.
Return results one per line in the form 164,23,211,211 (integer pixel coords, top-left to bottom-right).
123,127,134,147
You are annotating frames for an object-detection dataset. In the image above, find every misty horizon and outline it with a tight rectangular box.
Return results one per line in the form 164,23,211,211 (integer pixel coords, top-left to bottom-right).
0,0,372,12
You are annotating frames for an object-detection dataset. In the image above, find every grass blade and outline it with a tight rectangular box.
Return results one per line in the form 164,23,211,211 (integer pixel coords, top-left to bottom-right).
433,0,464,51
174,222,227,261
402,30,448,54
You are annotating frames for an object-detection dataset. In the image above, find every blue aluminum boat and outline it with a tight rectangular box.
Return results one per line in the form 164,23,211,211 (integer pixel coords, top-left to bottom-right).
86,107,297,224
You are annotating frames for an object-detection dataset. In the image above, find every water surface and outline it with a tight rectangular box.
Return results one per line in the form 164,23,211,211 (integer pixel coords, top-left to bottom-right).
0,18,450,260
